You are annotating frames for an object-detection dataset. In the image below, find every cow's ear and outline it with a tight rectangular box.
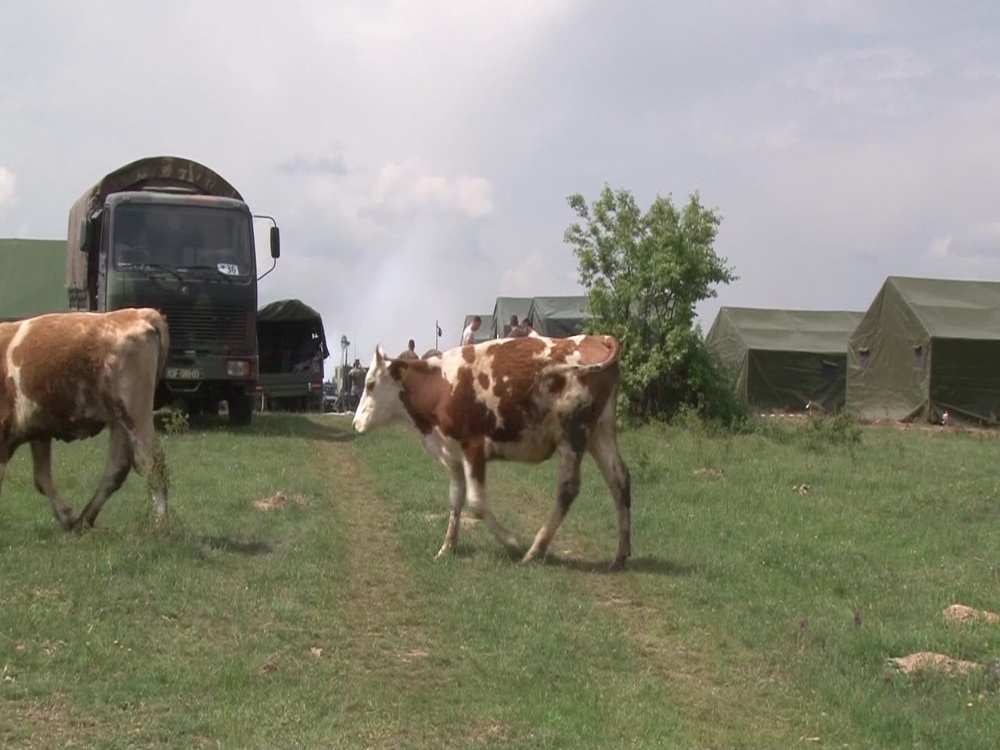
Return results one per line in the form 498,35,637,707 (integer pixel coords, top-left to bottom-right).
375,344,387,363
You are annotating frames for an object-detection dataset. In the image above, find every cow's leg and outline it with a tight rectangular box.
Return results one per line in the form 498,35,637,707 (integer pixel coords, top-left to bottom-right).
0,446,8,508
29,440,76,531
523,444,583,564
74,424,132,530
437,465,467,557
588,426,632,570
462,441,522,555
122,412,169,528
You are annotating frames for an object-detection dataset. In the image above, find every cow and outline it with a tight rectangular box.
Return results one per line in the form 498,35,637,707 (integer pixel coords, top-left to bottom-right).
0,308,170,531
352,334,632,569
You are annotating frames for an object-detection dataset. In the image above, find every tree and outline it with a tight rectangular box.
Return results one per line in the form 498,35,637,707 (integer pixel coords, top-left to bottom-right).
564,184,741,423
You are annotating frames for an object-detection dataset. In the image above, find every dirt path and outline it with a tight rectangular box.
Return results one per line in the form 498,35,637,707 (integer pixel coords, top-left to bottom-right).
311,427,473,748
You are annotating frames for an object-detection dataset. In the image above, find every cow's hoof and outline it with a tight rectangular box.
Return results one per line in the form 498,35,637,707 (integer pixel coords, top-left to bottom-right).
609,556,628,571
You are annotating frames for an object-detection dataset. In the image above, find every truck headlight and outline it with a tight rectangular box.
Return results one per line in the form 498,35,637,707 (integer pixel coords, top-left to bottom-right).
226,360,250,377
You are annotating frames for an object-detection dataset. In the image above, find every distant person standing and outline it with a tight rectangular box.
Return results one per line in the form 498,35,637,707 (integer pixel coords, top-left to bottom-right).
348,359,365,399
508,313,528,337
398,339,419,360
462,315,482,346
507,314,521,336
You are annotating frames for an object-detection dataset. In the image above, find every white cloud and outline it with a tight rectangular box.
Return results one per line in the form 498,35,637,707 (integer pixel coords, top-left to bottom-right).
367,158,494,221
0,166,15,208
928,236,953,260
927,223,1000,264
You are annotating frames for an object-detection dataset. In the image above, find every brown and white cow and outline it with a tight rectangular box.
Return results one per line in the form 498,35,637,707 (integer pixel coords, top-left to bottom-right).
0,308,170,531
352,334,632,569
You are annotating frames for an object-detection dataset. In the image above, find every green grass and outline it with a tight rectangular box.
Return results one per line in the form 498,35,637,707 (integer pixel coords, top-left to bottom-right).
1,413,998,748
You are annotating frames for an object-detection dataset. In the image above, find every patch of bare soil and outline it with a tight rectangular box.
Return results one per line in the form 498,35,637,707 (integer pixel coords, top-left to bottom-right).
694,467,725,480
943,603,1000,625
889,652,983,675
886,603,999,678
252,491,309,511
1,694,118,749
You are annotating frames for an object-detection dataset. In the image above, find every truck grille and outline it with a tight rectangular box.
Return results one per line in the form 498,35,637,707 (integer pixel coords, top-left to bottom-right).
159,305,248,349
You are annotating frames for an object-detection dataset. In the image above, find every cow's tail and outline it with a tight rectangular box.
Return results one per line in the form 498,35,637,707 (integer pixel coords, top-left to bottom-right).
145,309,171,380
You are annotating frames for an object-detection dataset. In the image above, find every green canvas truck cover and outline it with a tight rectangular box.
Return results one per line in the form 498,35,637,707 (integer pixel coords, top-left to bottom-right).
66,155,245,295
0,238,67,322
706,306,863,412
462,314,493,345
525,295,592,337
847,276,1000,423
489,296,533,338
257,298,330,359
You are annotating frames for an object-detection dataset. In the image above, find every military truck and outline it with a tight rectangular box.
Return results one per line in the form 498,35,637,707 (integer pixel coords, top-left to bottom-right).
66,155,280,425
255,298,329,412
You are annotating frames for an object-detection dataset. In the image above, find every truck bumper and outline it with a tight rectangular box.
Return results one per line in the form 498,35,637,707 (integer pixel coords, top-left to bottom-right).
159,352,259,397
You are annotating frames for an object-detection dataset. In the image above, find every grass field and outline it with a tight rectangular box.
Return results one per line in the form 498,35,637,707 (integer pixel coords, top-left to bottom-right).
1,412,998,748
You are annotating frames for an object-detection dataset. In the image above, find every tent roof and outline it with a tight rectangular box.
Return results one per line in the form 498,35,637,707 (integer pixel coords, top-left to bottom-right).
886,276,1000,340
257,298,329,358
0,238,67,322
526,295,590,321
710,306,864,353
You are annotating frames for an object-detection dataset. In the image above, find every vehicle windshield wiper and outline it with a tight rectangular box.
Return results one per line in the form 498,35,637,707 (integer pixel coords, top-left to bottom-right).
123,262,184,283
176,265,235,284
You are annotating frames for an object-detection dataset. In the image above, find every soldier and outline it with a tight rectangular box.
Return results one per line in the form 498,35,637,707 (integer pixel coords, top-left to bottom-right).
398,339,419,360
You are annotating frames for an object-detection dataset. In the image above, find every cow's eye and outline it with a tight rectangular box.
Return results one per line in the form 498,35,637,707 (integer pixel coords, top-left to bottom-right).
365,382,373,393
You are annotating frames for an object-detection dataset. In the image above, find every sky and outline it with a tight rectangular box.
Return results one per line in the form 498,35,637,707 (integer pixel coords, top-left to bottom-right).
2,0,1000,364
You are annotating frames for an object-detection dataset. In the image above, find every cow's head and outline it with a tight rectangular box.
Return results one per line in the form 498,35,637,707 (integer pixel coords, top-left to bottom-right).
352,344,403,433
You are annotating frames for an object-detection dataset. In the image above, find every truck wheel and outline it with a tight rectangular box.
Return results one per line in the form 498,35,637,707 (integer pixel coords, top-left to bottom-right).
228,391,253,427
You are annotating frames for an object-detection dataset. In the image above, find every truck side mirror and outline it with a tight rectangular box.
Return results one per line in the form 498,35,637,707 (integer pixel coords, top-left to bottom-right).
270,226,280,259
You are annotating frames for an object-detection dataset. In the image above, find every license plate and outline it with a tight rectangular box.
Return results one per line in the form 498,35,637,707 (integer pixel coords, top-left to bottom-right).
166,367,203,380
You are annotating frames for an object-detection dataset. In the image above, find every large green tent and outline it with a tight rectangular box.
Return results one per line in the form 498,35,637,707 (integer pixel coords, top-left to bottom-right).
462,313,493,344
525,295,592,337
0,238,67,322
705,306,864,412
846,276,1000,424
489,296,533,338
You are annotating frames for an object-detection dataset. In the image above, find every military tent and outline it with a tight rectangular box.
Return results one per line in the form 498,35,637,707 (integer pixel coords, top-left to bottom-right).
705,306,864,412
489,297,533,338
0,238,67,322
461,314,493,345
847,276,1000,424
525,295,592,337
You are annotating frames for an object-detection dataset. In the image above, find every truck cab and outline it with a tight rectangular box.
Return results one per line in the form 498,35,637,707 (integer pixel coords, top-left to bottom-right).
67,156,280,425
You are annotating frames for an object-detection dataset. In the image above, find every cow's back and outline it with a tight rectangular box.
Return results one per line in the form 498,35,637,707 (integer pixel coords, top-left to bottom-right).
1,309,168,444
430,334,620,454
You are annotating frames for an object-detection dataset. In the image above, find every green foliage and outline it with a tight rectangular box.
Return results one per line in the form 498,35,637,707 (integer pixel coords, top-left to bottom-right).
564,184,741,425
163,408,190,437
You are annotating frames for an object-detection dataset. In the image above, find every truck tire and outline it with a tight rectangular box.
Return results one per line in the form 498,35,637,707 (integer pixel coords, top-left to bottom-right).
228,391,253,427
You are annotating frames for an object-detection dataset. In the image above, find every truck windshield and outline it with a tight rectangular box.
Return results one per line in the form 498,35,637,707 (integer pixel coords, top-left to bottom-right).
111,202,254,279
